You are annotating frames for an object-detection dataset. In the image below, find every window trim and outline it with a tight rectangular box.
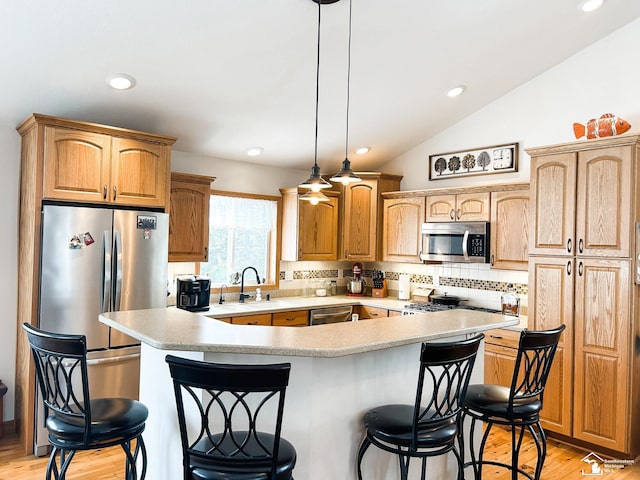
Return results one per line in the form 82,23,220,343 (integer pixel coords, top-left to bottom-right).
200,189,282,293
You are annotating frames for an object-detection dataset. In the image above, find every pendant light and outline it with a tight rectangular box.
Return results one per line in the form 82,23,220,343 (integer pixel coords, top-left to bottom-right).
300,0,334,202
330,0,361,186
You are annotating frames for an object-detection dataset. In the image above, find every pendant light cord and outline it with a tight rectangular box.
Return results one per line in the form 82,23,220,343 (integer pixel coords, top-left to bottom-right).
344,0,352,159
314,1,322,168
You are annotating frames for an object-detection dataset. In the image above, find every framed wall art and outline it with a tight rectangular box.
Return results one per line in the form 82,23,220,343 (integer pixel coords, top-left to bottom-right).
428,142,518,180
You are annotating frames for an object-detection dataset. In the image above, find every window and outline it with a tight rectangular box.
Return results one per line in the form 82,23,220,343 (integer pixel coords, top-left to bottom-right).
199,191,279,290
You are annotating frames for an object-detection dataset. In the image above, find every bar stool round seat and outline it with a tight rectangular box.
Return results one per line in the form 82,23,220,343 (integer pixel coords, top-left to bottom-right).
459,325,566,480
357,334,484,480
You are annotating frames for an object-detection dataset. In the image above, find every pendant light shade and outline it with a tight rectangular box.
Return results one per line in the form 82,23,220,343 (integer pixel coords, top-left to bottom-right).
300,0,332,202
300,190,331,205
330,0,361,186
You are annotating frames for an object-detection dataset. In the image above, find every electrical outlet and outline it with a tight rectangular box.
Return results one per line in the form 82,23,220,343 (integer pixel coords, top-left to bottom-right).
433,274,440,286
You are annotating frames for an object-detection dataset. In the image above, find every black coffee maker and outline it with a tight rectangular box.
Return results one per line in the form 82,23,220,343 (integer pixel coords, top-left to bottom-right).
176,275,211,311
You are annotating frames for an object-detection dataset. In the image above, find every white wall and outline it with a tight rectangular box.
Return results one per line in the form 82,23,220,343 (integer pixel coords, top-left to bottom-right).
384,17,640,191
171,151,308,196
0,123,21,423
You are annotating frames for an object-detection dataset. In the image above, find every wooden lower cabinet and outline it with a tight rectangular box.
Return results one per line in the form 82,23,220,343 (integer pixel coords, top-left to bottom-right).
231,314,272,326
529,255,633,453
573,258,630,452
388,310,402,317
484,329,519,386
354,305,389,320
272,310,309,327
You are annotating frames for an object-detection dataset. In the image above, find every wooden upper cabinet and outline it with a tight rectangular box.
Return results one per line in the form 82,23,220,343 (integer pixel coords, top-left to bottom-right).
490,190,529,270
575,146,632,258
43,127,112,203
528,152,577,256
340,173,402,261
425,192,490,222
110,138,169,207
34,115,175,209
528,144,632,258
280,188,339,261
382,197,425,263
169,173,215,262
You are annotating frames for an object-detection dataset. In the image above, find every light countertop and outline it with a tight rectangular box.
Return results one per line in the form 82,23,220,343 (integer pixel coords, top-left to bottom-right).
100,301,519,357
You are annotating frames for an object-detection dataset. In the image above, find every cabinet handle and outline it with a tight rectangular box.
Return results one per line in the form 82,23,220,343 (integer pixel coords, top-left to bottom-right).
113,186,117,201
566,239,572,253
103,184,108,199
204,247,208,261
449,209,455,220
285,317,296,321
490,254,495,266
456,208,461,220
566,261,571,276
578,238,584,254
298,248,302,260
489,334,503,339
578,261,583,276
247,321,258,325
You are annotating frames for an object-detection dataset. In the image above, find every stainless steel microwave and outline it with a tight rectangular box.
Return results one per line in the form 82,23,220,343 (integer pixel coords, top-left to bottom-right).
419,222,490,263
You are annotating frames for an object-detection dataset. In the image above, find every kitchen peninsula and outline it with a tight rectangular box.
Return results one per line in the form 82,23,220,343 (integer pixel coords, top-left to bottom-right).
100,303,519,479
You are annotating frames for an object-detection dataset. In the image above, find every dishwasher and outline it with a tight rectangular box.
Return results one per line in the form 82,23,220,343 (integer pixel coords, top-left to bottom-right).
309,306,353,325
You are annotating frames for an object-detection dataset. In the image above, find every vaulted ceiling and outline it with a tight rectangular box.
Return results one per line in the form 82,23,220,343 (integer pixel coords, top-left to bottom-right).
3,0,639,172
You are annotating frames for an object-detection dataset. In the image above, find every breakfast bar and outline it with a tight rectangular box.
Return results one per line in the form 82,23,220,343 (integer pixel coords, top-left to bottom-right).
100,307,519,480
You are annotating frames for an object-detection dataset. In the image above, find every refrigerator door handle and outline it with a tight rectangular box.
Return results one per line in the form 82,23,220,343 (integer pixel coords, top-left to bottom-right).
114,230,123,311
62,352,140,369
102,230,112,313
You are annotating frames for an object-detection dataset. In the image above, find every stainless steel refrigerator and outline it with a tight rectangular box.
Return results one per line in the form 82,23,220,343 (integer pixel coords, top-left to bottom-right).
34,204,169,455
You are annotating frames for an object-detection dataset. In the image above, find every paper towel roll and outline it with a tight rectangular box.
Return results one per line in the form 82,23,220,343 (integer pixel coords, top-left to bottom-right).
398,274,410,300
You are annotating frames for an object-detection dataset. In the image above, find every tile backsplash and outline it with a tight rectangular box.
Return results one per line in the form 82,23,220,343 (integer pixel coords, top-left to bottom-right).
169,260,528,312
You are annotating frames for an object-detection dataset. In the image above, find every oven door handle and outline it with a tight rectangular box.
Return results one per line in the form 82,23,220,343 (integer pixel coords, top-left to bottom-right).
462,230,470,261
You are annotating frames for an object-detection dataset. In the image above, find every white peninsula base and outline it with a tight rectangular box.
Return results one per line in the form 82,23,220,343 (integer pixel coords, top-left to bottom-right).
139,338,483,480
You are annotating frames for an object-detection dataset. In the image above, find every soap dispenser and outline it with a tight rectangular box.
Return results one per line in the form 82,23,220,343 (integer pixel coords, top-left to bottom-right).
255,287,262,302
501,284,520,316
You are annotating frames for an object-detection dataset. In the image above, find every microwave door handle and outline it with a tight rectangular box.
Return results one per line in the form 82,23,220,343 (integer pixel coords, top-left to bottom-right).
462,230,470,261
102,231,111,313
114,230,123,311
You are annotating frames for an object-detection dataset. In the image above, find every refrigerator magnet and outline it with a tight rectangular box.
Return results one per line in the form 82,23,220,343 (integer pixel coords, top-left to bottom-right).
82,232,95,246
143,228,151,240
69,235,82,249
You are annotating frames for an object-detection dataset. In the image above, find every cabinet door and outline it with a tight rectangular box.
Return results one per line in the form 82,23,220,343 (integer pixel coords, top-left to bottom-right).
343,180,378,260
382,197,425,263
272,310,309,327
425,195,456,222
169,173,214,262
111,138,169,207
231,314,272,326
529,152,577,256
484,343,517,387
43,127,111,202
456,192,490,221
573,258,630,452
299,196,339,260
490,191,529,270
575,146,632,258
528,256,574,436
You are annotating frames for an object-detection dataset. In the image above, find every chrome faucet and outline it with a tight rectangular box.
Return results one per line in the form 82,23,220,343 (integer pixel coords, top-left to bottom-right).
239,267,261,303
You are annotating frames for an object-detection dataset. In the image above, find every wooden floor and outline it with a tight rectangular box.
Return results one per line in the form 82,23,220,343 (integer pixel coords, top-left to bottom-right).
1,427,639,479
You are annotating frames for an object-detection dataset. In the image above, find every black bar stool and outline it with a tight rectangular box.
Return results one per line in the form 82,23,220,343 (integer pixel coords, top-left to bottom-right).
23,323,148,480
165,355,296,480
459,325,566,480
357,334,484,480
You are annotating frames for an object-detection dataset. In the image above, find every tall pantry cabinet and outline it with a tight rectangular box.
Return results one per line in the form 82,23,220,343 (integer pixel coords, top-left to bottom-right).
527,134,640,456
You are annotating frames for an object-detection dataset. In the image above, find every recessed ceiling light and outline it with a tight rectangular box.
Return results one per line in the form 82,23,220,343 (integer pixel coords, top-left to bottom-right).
107,74,136,90
247,147,264,156
580,0,604,12
447,85,466,98
355,147,370,155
